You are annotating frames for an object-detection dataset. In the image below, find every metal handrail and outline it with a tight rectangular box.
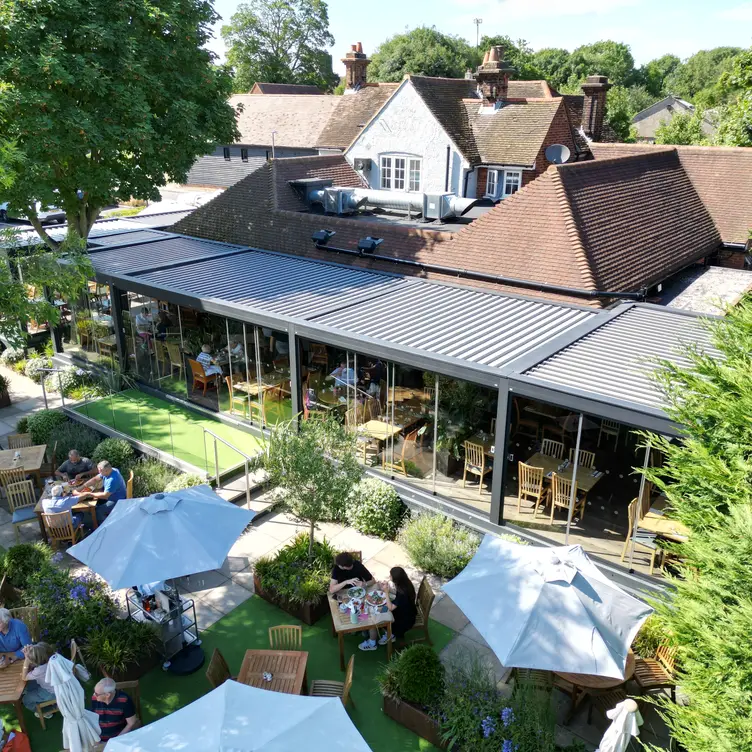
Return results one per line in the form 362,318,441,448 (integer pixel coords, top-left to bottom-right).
201,427,260,510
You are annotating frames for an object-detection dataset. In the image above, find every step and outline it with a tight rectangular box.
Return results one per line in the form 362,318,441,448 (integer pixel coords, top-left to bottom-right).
215,469,271,511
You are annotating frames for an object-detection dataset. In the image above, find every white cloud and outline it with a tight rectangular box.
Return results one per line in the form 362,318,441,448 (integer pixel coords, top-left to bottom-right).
718,2,752,20
454,0,642,18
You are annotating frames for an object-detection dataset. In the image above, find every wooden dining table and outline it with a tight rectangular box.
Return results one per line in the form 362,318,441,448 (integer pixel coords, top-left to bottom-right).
237,649,308,695
466,432,495,457
525,452,603,494
0,660,27,734
34,483,99,543
639,495,690,542
0,444,47,488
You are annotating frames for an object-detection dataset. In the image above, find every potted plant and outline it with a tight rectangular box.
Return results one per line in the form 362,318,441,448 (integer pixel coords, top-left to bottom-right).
84,619,161,682
0,372,10,408
378,644,446,748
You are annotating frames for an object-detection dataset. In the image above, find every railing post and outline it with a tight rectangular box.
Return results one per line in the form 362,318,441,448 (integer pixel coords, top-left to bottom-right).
41,375,48,410
245,459,251,510
214,439,220,488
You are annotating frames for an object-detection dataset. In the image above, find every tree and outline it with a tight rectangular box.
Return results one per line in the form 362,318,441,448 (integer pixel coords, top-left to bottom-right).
664,47,742,105
567,41,636,88
259,417,362,559
655,110,709,145
604,85,657,141
643,297,752,752
638,54,681,97
0,0,238,251
529,48,574,91
715,47,752,147
368,27,476,82
222,0,338,93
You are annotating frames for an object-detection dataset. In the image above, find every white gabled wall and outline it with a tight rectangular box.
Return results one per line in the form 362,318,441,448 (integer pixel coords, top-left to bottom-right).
346,81,469,196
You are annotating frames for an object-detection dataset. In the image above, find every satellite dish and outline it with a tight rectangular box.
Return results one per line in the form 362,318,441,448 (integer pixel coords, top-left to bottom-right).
545,144,571,165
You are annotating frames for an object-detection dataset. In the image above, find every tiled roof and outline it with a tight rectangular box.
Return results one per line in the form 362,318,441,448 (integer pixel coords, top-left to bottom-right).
590,142,752,245
316,84,400,149
507,80,554,99
273,155,366,211
250,83,323,95
229,94,340,148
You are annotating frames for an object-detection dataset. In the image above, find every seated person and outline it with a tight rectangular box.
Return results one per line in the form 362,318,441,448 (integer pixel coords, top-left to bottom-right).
73,461,127,524
92,677,139,742
362,359,385,396
21,642,56,715
42,484,83,528
155,310,172,341
329,552,374,594
327,361,355,388
55,449,96,485
134,307,152,340
224,339,245,374
359,566,417,652
196,344,223,377
0,607,32,663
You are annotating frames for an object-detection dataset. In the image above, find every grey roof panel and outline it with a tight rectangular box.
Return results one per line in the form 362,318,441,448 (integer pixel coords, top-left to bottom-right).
88,230,170,247
126,210,195,228
523,306,719,411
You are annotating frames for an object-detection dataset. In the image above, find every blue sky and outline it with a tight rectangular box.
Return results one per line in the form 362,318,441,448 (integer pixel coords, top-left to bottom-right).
209,0,752,73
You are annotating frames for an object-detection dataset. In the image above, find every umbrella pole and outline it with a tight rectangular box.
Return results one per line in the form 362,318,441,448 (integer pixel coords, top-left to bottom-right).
629,439,652,573
565,413,584,544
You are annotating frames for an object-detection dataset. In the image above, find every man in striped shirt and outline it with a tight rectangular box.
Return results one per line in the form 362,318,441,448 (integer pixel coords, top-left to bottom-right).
92,678,139,741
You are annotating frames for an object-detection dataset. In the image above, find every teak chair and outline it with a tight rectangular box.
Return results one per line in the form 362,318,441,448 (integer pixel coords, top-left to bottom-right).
205,648,234,689
384,429,419,477
249,399,266,426
10,606,40,642
6,480,38,543
42,509,84,549
165,342,184,380
7,434,32,450
620,498,660,575
634,643,678,702
409,577,436,645
517,462,545,514
540,473,585,524
598,419,620,448
115,680,142,723
269,625,303,651
462,441,492,496
0,467,27,493
70,638,89,677
126,469,134,499
513,667,554,694
588,688,629,724
225,376,250,420
568,448,596,470
540,439,565,460
512,400,539,440
310,655,355,707
188,359,219,397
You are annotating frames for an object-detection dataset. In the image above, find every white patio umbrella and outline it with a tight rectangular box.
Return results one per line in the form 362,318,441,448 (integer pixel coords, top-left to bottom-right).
45,653,101,752
67,485,255,590
596,698,643,752
103,680,372,751
442,535,653,678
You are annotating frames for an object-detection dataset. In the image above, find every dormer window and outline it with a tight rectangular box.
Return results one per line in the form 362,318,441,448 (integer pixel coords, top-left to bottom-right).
485,168,522,200
380,155,421,192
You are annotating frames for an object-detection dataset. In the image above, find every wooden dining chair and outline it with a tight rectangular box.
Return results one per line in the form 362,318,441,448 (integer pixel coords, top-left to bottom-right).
10,606,40,642
598,419,620,448
70,638,89,677
225,376,250,420
462,441,492,497
541,439,565,460
6,480,39,543
309,343,329,368
205,648,234,689
153,340,168,377
114,680,143,723
517,462,546,514
384,429,419,477
540,473,584,524
7,434,32,450
269,625,303,651
165,342,184,380
188,359,219,397
409,577,435,645
0,467,27,493
310,655,355,708
249,399,266,426
620,498,660,575
512,400,539,440
126,469,134,499
634,643,678,702
568,448,596,470
42,509,84,550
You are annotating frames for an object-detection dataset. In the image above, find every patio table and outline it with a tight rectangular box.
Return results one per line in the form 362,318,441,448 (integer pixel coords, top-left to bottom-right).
357,420,403,442
525,452,603,494
0,444,46,488
237,649,308,695
467,432,495,457
34,482,98,543
639,496,690,542
0,660,27,735
329,586,393,671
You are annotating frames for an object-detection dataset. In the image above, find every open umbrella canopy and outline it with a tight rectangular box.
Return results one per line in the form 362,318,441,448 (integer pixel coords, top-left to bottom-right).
68,485,254,589
442,535,653,678
103,680,372,751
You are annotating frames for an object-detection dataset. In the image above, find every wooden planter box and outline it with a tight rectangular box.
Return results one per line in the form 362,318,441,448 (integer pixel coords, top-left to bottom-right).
383,694,447,749
101,647,161,682
253,573,330,626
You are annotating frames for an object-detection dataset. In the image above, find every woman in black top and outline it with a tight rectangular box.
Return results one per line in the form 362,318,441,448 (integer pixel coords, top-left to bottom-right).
359,566,417,651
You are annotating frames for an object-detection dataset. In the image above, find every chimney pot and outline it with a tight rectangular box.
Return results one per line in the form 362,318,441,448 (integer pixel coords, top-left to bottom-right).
356,41,363,54
475,45,516,107
342,43,370,90
351,44,357,52
581,75,612,141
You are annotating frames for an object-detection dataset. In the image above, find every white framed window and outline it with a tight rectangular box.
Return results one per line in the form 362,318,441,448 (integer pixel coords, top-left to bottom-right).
504,170,522,196
485,168,522,199
380,154,421,191
485,169,498,198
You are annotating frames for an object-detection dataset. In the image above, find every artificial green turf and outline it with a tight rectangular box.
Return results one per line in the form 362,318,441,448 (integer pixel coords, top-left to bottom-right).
4,595,453,751
74,389,264,473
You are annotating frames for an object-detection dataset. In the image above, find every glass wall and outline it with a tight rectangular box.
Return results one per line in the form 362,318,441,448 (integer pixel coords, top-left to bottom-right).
299,338,498,513
56,281,116,367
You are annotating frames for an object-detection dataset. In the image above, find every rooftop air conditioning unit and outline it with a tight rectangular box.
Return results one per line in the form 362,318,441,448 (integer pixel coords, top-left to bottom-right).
353,158,371,171
423,192,479,220
322,188,363,215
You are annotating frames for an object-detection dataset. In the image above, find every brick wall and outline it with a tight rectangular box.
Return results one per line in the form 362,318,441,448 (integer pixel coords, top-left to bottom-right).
476,167,488,198
717,251,747,270
534,100,578,179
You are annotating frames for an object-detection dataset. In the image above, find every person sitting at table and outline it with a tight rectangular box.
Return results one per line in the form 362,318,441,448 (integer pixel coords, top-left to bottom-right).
224,339,245,374
43,484,84,528
92,677,139,742
155,310,172,341
73,460,127,524
21,642,56,715
0,607,32,663
196,344,223,377
359,566,417,652
327,361,355,388
134,307,152,341
329,552,374,594
361,359,385,396
55,449,96,485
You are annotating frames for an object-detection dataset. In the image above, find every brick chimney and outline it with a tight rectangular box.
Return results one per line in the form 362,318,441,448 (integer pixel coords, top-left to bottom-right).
581,75,612,141
475,46,516,106
342,42,370,91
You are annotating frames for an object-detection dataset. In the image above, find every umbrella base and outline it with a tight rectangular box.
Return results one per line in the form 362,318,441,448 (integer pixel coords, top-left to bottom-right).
164,643,205,675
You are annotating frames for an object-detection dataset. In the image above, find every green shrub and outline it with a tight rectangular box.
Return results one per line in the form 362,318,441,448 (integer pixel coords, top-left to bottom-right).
92,438,136,474
632,614,664,658
23,356,51,383
255,533,338,607
399,513,481,579
12,359,27,375
44,365,92,397
15,417,28,434
132,457,180,498
27,409,68,445
378,643,444,708
346,478,408,540
3,543,52,590
0,347,25,366
164,473,206,493
83,619,160,675
48,421,102,461
0,373,8,394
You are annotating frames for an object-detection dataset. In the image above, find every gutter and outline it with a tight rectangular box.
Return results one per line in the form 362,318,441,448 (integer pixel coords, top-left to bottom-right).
313,242,647,301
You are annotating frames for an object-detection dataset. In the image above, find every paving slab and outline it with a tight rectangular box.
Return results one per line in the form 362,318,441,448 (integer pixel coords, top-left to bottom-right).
429,594,470,632
193,598,225,631
255,512,306,542
228,528,287,562
196,579,252,615
176,569,230,597
231,566,255,593
328,527,391,562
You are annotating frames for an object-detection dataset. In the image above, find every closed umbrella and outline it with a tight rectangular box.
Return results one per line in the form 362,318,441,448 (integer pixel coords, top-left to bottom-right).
442,535,653,678
68,485,255,590
45,653,100,752
104,680,372,751
596,698,643,752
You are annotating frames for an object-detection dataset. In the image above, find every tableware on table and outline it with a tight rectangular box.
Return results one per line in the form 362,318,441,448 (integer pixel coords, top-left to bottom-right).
262,671,273,682
348,586,366,600
366,590,387,607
